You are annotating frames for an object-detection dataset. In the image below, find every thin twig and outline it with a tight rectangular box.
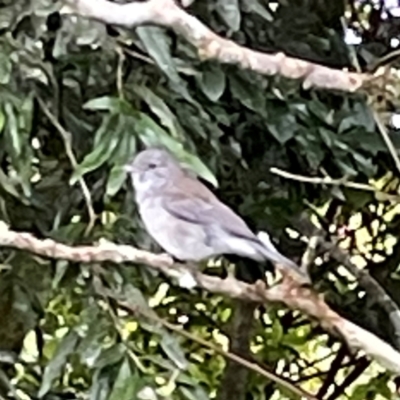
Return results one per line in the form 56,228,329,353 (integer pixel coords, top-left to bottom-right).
93,279,316,399
341,17,400,178
119,302,317,400
116,46,125,99
270,167,400,201
373,110,400,176
37,97,97,235
323,241,400,350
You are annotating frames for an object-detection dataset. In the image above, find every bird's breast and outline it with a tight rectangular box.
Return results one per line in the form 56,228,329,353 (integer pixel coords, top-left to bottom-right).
138,197,216,261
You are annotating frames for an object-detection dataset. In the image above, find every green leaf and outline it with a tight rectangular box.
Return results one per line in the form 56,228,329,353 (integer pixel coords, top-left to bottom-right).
243,0,273,21
70,115,124,184
134,86,185,139
19,94,34,135
229,74,265,113
307,99,331,124
84,96,135,115
93,114,117,148
199,65,226,102
318,127,335,147
270,318,284,343
107,165,127,197
4,102,21,157
108,358,138,400
106,129,137,197
137,27,191,101
180,386,210,400
38,330,79,397
93,344,125,370
338,102,375,133
0,109,5,134
216,0,241,31
78,309,112,368
267,112,297,144
0,56,11,84
160,333,188,370
89,371,110,400
52,260,69,289
0,168,23,200
134,112,218,187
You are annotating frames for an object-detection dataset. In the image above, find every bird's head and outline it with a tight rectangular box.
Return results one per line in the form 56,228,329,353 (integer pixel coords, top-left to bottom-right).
125,147,183,194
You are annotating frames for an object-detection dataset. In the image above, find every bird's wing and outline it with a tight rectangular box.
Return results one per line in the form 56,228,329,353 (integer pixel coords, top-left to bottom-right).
162,176,257,241
162,176,308,281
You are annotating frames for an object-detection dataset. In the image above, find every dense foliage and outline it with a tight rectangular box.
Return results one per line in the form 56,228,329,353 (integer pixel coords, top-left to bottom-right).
1,0,400,399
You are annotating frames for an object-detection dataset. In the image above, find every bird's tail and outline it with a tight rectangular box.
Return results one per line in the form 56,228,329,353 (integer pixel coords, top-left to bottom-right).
256,232,310,283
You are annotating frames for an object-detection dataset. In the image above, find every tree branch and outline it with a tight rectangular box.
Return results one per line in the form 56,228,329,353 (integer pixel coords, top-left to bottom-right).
62,0,365,92
270,167,400,202
324,242,400,350
0,222,400,374
118,299,316,400
36,97,97,235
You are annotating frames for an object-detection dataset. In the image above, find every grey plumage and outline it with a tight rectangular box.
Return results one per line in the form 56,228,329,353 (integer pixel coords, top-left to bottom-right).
126,147,307,280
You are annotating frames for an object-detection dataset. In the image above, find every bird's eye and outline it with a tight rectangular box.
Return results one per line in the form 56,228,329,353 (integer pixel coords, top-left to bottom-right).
148,163,157,169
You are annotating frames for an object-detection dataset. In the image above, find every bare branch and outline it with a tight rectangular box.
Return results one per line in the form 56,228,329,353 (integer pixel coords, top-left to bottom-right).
37,97,97,235
62,0,364,92
270,167,400,202
373,110,400,176
324,242,400,350
116,299,317,400
0,221,400,374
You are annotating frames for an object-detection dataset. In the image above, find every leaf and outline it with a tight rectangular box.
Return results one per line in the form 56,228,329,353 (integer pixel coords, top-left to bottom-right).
134,112,218,187
70,115,124,184
295,130,325,168
267,112,297,144
106,129,137,197
0,109,5,134
307,99,331,124
38,330,79,397
89,371,111,400
134,86,184,139
92,114,117,148
106,165,128,197
19,94,34,136
318,127,335,147
108,358,138,400
0,56,11,84
338,102,375,133
137,27,191,100
52,260,69,289
216,0,241,31
199,64,226,102
229,74,265,113
92,344,125,370
270,319,283,343
84,96,135,115
78,310,112,368
180,386,210,400
160,333,188,370
243,0,273,21
4,102,21,157
0,168,22,200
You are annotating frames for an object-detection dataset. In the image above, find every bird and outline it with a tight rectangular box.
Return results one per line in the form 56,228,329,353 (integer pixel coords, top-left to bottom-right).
125,147,308,282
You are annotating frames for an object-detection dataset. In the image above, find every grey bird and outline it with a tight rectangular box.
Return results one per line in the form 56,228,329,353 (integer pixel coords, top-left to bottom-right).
125,147,307,281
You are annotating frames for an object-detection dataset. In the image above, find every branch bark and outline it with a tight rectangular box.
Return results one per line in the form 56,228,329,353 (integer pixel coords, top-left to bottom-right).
63,0,365,92
0,222,400,374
